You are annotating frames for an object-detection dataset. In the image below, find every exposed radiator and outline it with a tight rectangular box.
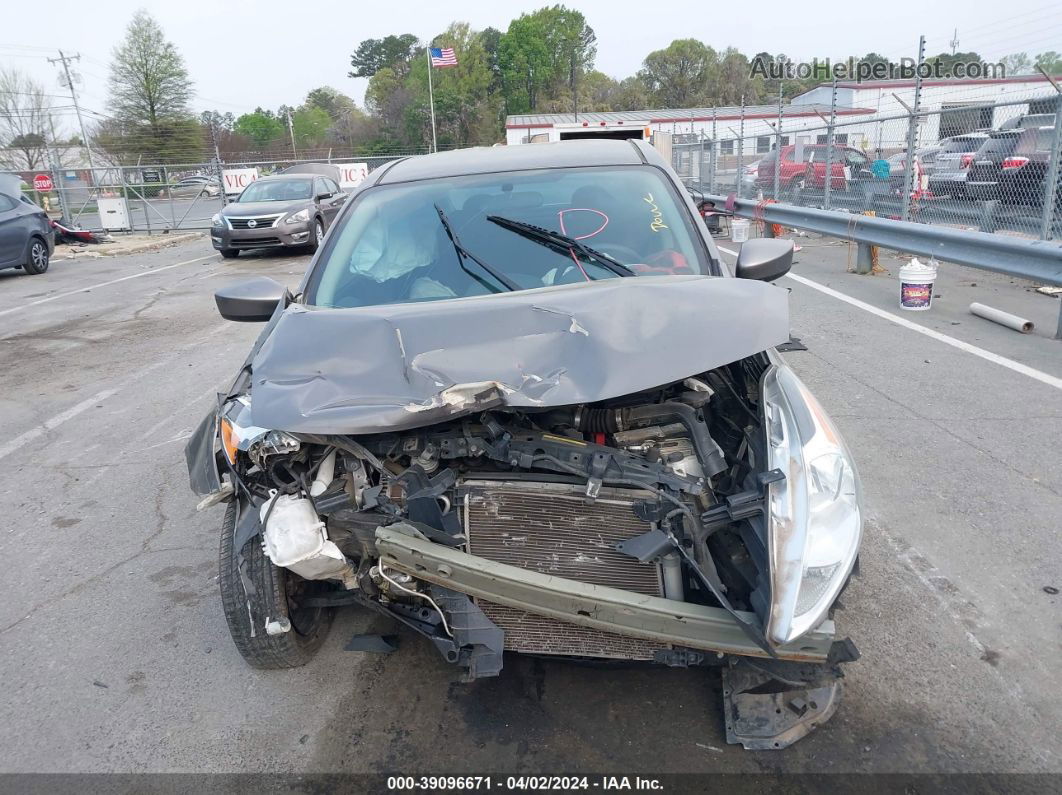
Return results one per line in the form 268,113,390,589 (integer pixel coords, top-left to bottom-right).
462,479,667,659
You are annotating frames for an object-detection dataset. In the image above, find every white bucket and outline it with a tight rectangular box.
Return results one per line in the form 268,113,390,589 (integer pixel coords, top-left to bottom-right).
898,258,938,311
731,218,750,243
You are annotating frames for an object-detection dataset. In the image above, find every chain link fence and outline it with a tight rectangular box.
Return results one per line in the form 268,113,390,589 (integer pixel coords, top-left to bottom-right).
10,153,418,233
672,90,1062,241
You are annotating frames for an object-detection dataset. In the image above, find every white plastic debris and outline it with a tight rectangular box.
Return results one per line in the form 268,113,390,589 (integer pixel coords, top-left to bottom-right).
260,490,353,582
264,617,292,636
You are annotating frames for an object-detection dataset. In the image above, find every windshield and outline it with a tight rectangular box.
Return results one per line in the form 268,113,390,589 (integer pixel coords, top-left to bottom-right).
238,178,313,202
307,165,711,309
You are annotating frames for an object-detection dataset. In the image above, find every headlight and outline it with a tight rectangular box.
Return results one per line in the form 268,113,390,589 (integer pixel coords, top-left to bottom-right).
284,208,310,225
762,363,862,645
248,429,301,467
218,397,300,467
211,213,224,228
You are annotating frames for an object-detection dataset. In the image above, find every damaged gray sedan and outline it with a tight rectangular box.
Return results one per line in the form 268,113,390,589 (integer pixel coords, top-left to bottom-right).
185,140,862,750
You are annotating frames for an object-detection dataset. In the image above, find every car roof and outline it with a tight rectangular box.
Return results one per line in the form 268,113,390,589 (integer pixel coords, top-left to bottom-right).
377,139,652,184
255,173,316,182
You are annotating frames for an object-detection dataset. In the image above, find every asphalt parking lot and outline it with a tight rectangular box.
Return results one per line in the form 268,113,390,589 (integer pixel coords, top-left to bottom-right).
0,234,1059,775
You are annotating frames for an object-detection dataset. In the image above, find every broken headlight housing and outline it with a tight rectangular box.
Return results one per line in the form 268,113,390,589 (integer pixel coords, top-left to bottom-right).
762,363,862,646
219,397,300,466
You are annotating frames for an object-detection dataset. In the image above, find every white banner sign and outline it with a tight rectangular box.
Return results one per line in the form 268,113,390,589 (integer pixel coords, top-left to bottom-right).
335,162,369,190
222,167,260,195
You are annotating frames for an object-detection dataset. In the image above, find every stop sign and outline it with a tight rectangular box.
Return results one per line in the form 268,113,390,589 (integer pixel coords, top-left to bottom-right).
33,174,53,191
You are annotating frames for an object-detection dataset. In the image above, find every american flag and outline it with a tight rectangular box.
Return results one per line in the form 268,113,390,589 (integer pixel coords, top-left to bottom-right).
430,47,457,67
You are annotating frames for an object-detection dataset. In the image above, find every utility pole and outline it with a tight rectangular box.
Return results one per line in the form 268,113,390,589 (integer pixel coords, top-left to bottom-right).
286,108,297,159
48,50,96,174
823,79,837,210
949,28,959,55
901,36,926,223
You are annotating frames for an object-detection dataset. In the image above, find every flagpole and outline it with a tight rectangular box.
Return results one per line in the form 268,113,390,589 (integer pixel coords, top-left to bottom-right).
425,45,438,153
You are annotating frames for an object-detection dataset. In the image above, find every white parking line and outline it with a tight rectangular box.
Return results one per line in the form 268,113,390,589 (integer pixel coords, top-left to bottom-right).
0,254,215,319
0,389,118,462
716,244,1062,393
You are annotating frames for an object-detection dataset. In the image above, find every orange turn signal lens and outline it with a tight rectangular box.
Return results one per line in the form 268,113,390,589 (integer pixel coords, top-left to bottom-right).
220,418,238,465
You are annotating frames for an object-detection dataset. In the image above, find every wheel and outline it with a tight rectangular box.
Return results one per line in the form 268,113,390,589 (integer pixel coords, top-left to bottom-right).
218,501,334,668
308,218,325,251
23,236,49,275
219,248,239,259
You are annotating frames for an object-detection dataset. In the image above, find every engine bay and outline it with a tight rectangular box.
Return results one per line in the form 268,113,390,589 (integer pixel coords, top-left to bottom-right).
222,354,782,662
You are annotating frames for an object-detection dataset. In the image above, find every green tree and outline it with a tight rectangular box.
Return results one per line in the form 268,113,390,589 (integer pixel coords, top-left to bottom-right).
292,106,331,148
478,27,504,95
365,66,413,145
199,110,235,132
638,39,718,108
499,12,553,113
348,34,419,78
715,48,757,105
499,6,596,114
924,51,985,74
406,22,503,146
234,109,284,147
106,10,194,159
1000,53,1032,75
1034,51,1062,74
611,76,649,111
305,86,357,119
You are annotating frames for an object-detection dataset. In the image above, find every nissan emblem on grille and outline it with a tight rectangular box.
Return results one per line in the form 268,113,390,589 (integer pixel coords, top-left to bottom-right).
247,219,257,228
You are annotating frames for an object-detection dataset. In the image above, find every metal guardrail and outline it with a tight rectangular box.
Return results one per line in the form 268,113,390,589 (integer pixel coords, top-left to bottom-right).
703,193,1062,338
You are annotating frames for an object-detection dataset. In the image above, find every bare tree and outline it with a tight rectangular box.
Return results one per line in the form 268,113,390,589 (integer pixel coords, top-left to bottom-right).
0,67,55,170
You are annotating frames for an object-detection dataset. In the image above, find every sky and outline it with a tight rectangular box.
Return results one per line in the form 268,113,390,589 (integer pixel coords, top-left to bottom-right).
2,0,1059,137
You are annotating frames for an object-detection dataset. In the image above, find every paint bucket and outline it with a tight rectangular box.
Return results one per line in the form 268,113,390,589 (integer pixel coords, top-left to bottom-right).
732,219,750,243
898,258,937,311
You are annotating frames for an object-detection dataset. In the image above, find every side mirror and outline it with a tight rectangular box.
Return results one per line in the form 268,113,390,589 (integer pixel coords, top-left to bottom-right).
316,192,332,200
734,238,794,282
214,276,286,322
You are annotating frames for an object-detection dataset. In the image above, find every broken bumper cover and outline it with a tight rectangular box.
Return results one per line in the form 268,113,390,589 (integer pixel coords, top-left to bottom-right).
375,525,836,662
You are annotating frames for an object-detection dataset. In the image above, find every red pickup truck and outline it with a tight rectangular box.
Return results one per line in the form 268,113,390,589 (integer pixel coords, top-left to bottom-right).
756,144,873,196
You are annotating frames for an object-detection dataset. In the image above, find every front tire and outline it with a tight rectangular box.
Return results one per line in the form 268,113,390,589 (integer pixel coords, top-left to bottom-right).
24,237,49,275
218,502,334,669
219,248,239,259
308,218,325,252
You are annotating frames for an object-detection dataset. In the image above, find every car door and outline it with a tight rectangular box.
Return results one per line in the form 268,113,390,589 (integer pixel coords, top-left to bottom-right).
0,193,24,267
315,178,343,228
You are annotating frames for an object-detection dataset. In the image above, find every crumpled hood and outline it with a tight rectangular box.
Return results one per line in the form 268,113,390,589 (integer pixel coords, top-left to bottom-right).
248,275,789,434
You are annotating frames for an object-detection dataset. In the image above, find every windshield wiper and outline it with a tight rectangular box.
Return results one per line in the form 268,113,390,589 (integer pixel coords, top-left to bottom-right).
486,215,635,278
434,205,518,292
